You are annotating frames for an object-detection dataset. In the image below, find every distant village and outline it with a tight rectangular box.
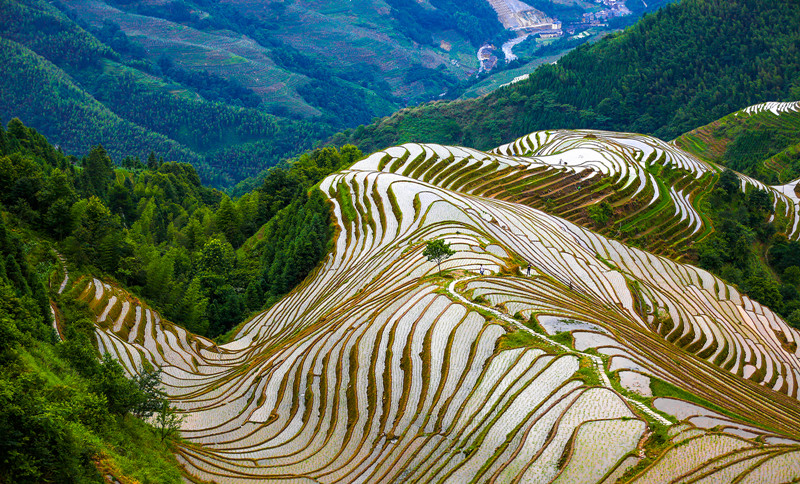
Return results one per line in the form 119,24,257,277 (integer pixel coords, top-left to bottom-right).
581,0,633,26
479,0,634,72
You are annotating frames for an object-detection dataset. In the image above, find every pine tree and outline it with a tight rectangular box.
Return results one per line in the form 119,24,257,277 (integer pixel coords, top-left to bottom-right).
81,145,114,199
215,196,242,247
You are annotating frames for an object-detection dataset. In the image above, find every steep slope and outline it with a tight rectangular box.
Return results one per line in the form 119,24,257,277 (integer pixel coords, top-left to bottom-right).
340,0,800,155
0,0,343,185
0,37,206,169
72,127,800,482
676,101,800,185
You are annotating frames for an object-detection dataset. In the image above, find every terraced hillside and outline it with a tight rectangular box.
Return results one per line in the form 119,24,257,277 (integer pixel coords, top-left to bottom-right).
69,128,800,482
675,101,800,185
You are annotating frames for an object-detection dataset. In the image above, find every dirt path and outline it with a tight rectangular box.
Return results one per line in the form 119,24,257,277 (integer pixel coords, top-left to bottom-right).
446,274,672,426
55,251,69,294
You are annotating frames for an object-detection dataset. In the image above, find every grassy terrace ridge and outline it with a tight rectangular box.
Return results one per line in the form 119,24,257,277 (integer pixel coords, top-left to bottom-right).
675,101,800,185
59,122,800,482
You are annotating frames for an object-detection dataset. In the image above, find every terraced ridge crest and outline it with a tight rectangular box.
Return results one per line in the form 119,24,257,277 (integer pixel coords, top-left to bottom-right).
355,129,800,259
73,129,800,482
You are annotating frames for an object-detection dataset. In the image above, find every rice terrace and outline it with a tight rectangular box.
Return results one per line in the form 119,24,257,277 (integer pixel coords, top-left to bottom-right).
56,101,800,482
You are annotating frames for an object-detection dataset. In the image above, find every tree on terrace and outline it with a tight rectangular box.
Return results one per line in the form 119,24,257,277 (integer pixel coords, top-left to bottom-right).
423,239,456,275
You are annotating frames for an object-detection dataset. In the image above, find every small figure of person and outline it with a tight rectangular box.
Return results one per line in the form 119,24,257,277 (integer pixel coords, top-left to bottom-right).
479,264,484,276
569,280,573,290
526,263,531,276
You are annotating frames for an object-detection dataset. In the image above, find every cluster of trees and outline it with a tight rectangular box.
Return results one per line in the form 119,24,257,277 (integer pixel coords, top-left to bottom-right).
156,56,261,108
343,0,800,154
695,170,800,327
0,213,182,482
0,0,112,71
0,118,360,338
89,71,277,152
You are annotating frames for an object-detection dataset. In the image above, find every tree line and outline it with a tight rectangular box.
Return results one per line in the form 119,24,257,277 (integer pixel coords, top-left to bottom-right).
0,118,361,338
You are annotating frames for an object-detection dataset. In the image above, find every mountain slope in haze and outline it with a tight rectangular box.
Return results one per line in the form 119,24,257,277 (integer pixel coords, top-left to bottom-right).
71,119,800,482
0,0,507,187
337,0,800,156
1,0,680,188
0,0,329,186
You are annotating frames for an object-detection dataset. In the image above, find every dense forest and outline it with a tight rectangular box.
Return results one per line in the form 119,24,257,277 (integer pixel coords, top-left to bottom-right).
0,116,364,480
337,0,800,154
0,118,360,339
385,0,508,48
0,0,375,187
676,106,800,185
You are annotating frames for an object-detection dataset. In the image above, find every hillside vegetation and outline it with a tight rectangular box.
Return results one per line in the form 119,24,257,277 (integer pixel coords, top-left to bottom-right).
338,0,800,154
0,206,183,481
74,117,800,482
676,101,800,184
0,118,362,339
0,0,510,187
0,0,355,186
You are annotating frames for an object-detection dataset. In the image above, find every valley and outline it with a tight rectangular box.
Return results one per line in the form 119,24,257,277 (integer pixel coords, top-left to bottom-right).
0,0,674,187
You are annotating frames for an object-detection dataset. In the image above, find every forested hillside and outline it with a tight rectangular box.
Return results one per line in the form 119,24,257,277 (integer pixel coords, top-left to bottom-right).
0,0,511,187
0,129,185,481
0,118,360,339
337,0,800,154
0,0,335,187
676,102,800,184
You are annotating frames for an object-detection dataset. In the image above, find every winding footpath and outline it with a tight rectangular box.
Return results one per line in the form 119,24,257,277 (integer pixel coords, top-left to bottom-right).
50,250,69,340
446,275,672,426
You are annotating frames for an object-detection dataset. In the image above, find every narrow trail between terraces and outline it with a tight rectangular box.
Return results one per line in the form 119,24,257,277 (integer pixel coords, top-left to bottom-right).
446,275,672,426
49,250,70,340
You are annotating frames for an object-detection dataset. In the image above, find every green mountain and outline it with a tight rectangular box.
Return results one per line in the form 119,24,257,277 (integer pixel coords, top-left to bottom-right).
337,0,800,155
676,101,800,185
0,0,679,188
0,0,326,187
0,0,509,187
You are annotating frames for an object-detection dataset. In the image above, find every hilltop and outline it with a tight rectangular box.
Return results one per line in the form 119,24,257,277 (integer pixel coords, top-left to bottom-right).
676,101,800,185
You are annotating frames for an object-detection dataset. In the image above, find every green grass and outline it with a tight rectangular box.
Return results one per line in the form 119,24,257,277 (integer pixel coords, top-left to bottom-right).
496,329,540,351
574,356,601,386
649,377,760,427
551,331,574,348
